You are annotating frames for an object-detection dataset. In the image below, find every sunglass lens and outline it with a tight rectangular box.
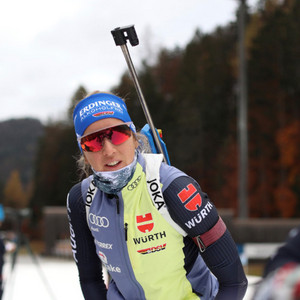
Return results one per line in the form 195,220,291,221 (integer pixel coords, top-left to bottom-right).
110,126,131,145
81,134,103,152
81,125,132,152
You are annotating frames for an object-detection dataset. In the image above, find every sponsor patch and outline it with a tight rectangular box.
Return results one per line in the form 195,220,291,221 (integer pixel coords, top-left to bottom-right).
177,184,202,211
136,213,154,233
185,202,214,229
147,178,164,210
133,231,167,245
98,251,121,273
95,240,113,249
137,243,167,255
98,251,108,264
89,213,109,228
127,175,141,191
93,111,114,117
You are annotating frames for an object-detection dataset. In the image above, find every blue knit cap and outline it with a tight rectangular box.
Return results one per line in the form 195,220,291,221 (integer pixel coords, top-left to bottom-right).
73,93,136,140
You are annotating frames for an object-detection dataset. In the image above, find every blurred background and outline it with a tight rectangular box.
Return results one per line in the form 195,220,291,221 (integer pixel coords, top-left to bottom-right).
0,0,299,298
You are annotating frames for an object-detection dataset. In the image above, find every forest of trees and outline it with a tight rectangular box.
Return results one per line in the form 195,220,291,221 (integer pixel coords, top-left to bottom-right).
0,118,44,208
1,0,299,223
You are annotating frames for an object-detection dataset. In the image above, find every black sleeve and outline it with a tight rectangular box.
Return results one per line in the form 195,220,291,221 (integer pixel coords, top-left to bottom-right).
263,226,300,276
163,176,248,300
67,183,107,300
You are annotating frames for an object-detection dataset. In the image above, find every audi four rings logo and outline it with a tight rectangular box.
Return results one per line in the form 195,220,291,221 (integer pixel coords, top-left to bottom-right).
127,175,141,191
89,214,109,228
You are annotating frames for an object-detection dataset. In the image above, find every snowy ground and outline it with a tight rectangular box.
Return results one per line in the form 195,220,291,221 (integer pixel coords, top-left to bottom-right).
2,254,82,300
2,254,260,300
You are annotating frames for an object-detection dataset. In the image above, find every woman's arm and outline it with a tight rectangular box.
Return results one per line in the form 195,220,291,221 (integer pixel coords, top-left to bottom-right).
163,175,248,299
67,183,107,299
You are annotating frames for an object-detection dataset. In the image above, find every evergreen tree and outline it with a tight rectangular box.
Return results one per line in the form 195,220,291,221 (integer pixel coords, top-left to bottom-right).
28,0,300,219
111,0,300,217
247,0,300,217
30,87,87,213
67,85,88,123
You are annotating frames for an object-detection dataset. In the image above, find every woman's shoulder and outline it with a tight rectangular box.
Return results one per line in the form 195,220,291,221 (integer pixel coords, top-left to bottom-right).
160,162,189,188
160,161,187,180
139,152,183,171
138,152,188,185
68,176,94,201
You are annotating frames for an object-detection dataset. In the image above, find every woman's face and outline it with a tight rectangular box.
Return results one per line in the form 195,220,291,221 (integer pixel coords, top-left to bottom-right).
83,118,138,172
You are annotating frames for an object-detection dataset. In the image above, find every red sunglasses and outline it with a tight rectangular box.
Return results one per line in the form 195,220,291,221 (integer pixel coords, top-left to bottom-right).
79,123,133,152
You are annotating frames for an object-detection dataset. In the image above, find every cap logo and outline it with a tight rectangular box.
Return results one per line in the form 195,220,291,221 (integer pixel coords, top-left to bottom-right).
93,111,114,117
73,93,134,142
79,100,123,120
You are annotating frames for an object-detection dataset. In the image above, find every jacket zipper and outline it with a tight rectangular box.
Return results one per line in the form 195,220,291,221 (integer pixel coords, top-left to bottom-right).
124,223,128,241
116,195,120,214
115,191,145,299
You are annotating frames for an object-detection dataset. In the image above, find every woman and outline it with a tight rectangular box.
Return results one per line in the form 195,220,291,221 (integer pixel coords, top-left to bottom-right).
67,92,248,300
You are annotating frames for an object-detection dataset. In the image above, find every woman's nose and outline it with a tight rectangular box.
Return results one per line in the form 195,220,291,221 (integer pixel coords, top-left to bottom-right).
101,138,116,156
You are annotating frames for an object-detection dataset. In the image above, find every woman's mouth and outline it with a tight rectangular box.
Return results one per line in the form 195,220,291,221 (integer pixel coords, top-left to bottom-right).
106,161,121,168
